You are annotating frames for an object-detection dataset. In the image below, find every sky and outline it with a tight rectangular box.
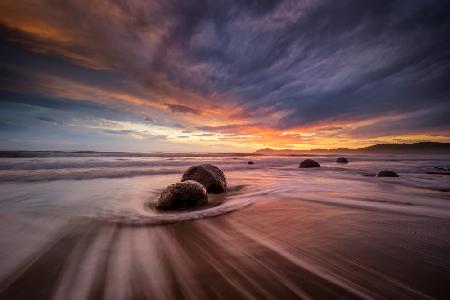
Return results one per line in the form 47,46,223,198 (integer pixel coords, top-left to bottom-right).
0,0,449,152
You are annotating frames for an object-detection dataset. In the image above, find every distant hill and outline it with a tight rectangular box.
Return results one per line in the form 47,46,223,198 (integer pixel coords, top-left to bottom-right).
255,142,450,155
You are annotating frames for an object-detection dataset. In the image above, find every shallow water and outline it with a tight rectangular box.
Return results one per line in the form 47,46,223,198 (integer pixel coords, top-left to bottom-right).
0,154,449,299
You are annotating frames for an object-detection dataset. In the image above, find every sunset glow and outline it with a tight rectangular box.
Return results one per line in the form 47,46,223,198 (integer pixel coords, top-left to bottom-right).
1,0,449,152
1,2,450,299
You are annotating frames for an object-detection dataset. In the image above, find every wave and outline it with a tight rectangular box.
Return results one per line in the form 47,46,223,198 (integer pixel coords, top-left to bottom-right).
0,168,182,182
1,155,449,184
106,196,254,226
0,159,195,171
90,184,258,225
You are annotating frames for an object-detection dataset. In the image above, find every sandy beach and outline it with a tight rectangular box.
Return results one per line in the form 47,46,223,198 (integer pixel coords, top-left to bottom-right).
0,154,450,299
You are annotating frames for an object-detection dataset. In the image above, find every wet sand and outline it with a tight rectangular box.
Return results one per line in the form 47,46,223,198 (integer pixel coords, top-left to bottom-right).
1,198,450,299
1,154,450,299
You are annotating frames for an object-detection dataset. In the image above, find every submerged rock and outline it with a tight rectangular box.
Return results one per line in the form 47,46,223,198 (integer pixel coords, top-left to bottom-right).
182,164,227,193
336,157,349,163
299,159,320,168
377,170,399,177
425,171,450,175
156,180,207,210
248,161,254,165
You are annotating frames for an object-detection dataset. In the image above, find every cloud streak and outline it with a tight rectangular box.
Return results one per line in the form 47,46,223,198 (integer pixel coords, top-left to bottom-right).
1,0,450,150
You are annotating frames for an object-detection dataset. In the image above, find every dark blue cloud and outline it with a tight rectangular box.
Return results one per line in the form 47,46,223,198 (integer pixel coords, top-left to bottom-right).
185,0,450,129
0,91,142,124
103,0,450,131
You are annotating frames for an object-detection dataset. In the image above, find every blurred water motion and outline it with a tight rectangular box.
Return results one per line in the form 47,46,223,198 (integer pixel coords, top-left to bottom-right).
0,154,450,299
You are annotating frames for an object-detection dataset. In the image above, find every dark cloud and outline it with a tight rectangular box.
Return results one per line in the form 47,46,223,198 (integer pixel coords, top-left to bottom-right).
166,103,201,114
0,120,18,131
0,92,147,126
34,116,62,125
1,0,450,147
196,124,253,134
347,106,450,139
198,0,450,130
103,129,167,140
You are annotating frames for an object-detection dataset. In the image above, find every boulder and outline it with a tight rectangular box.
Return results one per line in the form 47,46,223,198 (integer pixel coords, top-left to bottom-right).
299,159,320,168
248,161,254,165
182,164,227,193
156,180,207,210
336,157,348,163
377,170,399,177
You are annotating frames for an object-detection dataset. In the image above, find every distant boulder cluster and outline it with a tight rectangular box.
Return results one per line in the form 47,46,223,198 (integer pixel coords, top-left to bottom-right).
298,157,400,178
156,156,400,210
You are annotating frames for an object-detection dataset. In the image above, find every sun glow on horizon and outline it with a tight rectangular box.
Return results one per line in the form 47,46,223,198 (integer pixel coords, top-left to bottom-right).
1,0,449,152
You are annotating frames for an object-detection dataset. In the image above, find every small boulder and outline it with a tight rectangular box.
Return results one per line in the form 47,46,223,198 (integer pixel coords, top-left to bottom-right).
377,170,399,177
248,161,254,165
299,159,320,168
182,164,227,193
156,180,207,210
336,157,348,164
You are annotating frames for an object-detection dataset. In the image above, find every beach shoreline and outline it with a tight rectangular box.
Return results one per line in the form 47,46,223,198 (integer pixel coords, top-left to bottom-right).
0,154,449,299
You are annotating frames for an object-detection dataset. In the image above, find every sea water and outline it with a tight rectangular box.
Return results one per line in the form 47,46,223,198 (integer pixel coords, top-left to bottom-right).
0,154,449,299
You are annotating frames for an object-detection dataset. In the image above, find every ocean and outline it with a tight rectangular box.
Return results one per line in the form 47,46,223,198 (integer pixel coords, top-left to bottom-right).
0,153,449,299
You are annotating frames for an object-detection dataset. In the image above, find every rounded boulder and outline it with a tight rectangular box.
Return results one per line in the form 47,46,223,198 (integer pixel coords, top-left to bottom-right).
336,157,349,164
182,164,227,193
299,159,320,168
377,170,399,177
156,180,208,210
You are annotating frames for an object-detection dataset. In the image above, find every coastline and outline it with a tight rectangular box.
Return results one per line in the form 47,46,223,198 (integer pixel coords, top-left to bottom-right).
0,154,449,298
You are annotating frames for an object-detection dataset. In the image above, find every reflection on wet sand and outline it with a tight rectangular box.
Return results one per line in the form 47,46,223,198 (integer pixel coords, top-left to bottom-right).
0,155,449,299
1,198,450,299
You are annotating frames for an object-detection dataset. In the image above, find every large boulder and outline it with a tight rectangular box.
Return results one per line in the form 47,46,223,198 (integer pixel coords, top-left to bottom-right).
182,164,226,193
299,159,320,168
156,180,207,210
377,170,399,177
336,157,348,163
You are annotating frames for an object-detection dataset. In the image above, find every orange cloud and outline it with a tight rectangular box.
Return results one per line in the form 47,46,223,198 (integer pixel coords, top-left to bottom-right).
2,0,449,151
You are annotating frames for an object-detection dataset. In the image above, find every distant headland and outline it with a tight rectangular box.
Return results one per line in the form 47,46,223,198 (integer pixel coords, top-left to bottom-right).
255,142,450,155
1,142,450,158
